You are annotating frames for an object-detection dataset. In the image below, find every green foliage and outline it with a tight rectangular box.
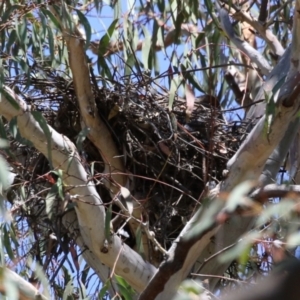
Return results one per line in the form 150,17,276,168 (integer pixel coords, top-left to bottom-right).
114,275,136,300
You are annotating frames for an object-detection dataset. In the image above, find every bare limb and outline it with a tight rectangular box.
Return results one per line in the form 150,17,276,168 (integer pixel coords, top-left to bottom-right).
219,8,272,75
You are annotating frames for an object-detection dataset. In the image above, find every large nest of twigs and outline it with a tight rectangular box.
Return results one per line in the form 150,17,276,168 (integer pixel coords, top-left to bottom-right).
6,66,247,254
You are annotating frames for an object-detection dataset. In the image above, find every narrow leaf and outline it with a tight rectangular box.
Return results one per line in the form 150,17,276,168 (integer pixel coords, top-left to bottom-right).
31,111,53,169
141,25,151,71
124,53,135,77
46,184,58,220
1,5,23,24
76,127,90,152
41,8,62,31
76,10,91,50
3,225,14,260
98,281,110,299
105,205,112,243
135,226,145,258
98,19,118,56
47,26,55,62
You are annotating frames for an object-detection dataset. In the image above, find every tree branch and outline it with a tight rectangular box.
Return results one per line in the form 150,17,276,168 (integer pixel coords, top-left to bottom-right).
219,8,272,75
232,8,285,57
139,3,300,297
0,267,48,300
0,86,156,292
50,4,152,260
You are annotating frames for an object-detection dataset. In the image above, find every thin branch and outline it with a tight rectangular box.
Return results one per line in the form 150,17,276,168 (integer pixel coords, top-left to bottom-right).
251,183,300,202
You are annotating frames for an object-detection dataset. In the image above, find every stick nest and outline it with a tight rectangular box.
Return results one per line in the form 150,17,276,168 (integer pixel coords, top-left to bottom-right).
6,66,247,255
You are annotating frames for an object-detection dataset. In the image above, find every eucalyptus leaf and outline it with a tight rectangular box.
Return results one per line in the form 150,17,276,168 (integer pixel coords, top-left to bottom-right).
45,184,58,220
32,111,53,169
76,10,91,50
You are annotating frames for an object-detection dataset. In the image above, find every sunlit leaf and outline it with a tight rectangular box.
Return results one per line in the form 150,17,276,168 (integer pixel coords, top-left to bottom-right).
16,19,27,48
97,56,112,80
184,199,224,241
78,280,87,299
62,266,71,287
52,169,64,200
264,75,286,136
177,279,205,298
0,138,9,149
115,275,136,300
98,19,118,56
